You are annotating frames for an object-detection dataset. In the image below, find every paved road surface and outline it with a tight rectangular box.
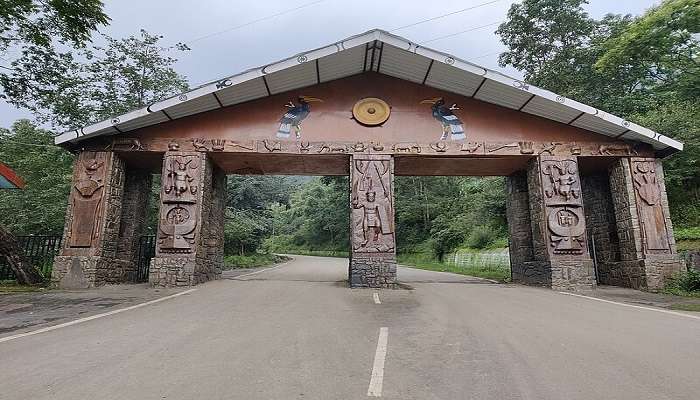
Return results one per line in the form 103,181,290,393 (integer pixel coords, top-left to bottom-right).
1,256,699,400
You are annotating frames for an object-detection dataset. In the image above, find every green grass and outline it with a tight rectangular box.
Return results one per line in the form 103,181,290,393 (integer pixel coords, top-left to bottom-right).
276,249,349,258
397,253,511,282
0,281,47,293
675,227,700,241
663,287,700,298
222,253,288,270
667,303,700,312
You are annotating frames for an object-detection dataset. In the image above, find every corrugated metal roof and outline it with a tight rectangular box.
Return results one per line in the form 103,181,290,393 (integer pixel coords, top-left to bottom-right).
55,29,683,153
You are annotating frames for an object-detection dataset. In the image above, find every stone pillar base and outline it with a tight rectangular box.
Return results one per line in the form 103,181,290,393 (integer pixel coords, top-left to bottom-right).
149,257,221,287
551,260,596,291
52,256,137,289
644,255,686,291
349,255,397,288
149,257,195,287
511,260,596,291
52,256,110,289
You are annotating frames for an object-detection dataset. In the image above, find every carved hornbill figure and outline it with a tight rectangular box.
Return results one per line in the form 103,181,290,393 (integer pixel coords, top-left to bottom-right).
277,95,323,139
420,97,465,140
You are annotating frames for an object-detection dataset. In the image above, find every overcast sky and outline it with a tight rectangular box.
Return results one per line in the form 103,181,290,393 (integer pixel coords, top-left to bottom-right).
0,0,660,130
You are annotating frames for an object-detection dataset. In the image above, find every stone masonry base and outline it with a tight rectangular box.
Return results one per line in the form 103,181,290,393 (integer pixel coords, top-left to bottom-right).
52,256,140,289
349,255,397,288
149,256,221,287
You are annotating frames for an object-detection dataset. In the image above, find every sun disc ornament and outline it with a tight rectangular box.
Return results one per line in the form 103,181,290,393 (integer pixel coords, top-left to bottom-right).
352,98,391,126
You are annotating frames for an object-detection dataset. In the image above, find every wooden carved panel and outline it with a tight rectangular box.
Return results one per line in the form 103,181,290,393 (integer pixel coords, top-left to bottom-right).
630,158,669,251
68,152,108,248
539,156,587,256
158,153,201,253
351,156,395,253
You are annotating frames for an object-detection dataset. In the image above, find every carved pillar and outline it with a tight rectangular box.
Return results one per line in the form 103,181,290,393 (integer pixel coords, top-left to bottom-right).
52,151,126,288
525,156,596,291
149,151,224,287
349,154,396,288
608,158,685,290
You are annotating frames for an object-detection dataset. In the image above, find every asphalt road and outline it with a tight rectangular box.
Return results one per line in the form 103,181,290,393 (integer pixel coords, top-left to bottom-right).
1,255,699,400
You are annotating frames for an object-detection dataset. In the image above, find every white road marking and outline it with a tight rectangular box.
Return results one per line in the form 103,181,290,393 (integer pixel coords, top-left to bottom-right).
0,289,197,344
373,292,381,304
558,291,700,321
233,259,290,279
367,327,389,397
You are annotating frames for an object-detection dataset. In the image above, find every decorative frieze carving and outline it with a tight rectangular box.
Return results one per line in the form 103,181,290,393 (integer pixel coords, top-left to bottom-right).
539,156,587,256
630,158,670,251
351,156,395,253
83,137,655,158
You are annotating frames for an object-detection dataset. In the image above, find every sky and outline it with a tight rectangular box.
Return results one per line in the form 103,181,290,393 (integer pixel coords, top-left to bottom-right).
0,0,661,130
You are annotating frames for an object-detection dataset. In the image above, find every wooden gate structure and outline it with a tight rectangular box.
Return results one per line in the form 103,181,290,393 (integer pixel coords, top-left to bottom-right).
51,30,685,291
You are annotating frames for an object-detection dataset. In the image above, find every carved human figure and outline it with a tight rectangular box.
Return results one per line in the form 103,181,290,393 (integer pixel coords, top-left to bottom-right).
164,157,197,198
353,191,389,247
351,158,394,252
631,159,669,250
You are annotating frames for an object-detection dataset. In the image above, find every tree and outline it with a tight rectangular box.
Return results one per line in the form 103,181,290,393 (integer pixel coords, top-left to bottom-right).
224,175,296,255
0,0,109,112
3,29,189,129
595,0,700,101
496,0,595,83
0,120,74,234
0,0,108,51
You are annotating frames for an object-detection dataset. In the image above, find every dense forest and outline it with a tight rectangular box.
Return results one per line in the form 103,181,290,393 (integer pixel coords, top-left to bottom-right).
1,0,698,263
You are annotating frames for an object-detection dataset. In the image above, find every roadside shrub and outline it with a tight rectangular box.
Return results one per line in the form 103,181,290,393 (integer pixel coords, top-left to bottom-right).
465,226,497,249
665,268,700,296
675,227,700,241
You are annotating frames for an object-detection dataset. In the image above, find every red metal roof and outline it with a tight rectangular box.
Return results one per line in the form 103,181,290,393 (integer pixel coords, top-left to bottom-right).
0,162,26,189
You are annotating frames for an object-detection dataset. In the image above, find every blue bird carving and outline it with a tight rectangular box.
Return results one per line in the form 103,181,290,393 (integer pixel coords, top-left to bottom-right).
420,97,466,140
277,96,323,139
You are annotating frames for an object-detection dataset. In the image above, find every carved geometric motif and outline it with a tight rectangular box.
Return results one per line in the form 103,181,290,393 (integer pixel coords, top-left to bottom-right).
351,156,395,253
68,152,107,248
539,156,587,256
630,158,669,251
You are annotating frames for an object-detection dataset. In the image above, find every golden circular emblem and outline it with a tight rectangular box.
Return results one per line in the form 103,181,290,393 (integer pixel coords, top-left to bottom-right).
352,98,391,126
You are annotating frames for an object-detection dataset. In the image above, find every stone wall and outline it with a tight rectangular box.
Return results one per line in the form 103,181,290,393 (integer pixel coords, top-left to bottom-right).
505,171,536,284
113,168,153,282
581,173,620,285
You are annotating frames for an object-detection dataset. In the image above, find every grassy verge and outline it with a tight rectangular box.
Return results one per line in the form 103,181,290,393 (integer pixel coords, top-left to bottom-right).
397,253,511,282
0,280,47,294
222,253,289,270
275,249,349,258
668,303,700,312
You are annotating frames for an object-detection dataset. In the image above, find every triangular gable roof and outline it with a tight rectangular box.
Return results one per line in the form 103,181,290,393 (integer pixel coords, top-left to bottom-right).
54,29,683,154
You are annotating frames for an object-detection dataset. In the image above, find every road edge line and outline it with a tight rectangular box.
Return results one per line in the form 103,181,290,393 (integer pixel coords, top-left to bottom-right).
0,288,198,344
558,291,700,321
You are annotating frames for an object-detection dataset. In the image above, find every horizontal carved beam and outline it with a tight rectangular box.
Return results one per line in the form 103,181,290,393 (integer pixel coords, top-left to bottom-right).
89,137,654,158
